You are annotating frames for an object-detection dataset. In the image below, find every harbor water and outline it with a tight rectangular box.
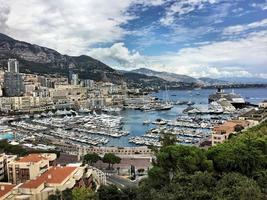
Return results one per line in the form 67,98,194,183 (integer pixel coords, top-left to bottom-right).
105,88,267,147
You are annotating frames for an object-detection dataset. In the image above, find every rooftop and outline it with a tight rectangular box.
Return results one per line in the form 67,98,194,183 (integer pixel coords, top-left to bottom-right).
0,183,16,198
20,166,77,189
17,154,47,163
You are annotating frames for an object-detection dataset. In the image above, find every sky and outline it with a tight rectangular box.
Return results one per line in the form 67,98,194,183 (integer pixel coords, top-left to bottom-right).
0,0,267,78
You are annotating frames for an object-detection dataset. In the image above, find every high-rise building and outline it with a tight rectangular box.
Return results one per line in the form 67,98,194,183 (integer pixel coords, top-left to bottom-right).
4,72,24,97
71,73,79,85
68,69,74,83
7,59,19,73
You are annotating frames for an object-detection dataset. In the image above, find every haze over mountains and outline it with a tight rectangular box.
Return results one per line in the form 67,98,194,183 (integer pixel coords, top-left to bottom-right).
0,33,266,88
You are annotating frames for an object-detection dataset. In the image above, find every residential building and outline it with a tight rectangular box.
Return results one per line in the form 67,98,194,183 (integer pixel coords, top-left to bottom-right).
71,73,79,86
238,107,267,124
3,166,93,200
259,100,267,108
7,59,19,73
4,72,24,97
0,183,16,200
0,154,17,181
212,120,250,146
7,153,57,184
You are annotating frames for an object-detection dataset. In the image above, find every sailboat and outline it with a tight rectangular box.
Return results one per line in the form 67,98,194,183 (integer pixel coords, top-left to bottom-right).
157,85,173,111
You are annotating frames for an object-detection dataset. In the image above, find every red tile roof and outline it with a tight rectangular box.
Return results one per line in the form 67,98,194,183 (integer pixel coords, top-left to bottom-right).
17,154,47,163
0,184,16,198
20,166,77,189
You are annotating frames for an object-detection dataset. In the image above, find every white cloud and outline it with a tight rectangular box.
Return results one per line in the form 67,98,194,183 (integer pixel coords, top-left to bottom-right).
90,30,267,78
160,0,218,26
223,18,267,35
252,1,267,10
0,0,163,55
88,43,145,68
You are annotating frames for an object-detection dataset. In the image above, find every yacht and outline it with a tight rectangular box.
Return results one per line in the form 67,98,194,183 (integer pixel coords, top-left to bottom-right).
209,88,245,109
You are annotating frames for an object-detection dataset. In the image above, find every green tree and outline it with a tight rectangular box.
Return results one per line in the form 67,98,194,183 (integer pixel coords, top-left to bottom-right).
72,187,95,200
84,153,101,165
160,132,176,147
214,173,262,200
48,190,61,200
102,153,121,169
98,185,123,200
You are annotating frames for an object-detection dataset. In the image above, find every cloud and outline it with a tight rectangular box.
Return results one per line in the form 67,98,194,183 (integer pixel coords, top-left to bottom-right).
223,18,267,35
88,42,145,68
160,0,218,26
0,0,163,55
90,30,267,78
0,3,9,32
251,1,267,10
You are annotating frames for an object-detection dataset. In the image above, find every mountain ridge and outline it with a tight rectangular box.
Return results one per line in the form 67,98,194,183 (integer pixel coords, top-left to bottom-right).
0,33,124,84
131,67,199,83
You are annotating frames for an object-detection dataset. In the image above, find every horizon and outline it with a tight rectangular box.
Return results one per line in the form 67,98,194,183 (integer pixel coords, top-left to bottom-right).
0,0,266,79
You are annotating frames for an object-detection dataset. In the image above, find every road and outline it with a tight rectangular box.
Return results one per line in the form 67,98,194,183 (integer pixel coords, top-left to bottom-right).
106,174,138,188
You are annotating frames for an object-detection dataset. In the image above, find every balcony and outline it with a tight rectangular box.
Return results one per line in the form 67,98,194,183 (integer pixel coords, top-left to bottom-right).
59,178,76,191
73,169,83,180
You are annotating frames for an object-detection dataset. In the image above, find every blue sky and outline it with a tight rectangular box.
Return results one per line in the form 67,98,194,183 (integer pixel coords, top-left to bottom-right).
0,0,267,78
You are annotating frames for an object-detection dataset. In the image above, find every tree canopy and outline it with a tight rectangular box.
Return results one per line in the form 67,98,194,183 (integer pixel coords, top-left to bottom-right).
84,153,101,165
102,153,121,169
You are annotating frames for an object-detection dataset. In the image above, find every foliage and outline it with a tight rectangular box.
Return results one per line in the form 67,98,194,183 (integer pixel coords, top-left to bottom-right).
160,132,177,147
72,187,95,200
97,185,137,200
0,140,61,158
214,173,262,200
102,153,121,169
84,153,101,165
107,122,267,200
0,140,27,156
98,185,124,200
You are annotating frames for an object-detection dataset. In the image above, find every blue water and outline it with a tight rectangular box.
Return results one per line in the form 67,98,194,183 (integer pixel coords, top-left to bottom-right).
104,88,267,147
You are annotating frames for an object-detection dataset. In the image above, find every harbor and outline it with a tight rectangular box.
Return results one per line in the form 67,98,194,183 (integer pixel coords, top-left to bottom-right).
0,87,266,148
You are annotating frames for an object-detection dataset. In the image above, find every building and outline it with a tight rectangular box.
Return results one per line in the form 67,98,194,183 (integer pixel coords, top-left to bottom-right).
7,59,19,73
7,153,57,184
71,73,79,86
259,100,267,108
4,72,24,97
0,96,55,113
0,183,16,200
0,154,17,181
3,165,94,200
79,146,153,157
238,108,267,124
211,120,250,146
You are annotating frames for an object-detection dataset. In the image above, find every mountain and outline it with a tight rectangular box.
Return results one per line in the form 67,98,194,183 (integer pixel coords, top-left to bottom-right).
219,77,267,84
198,77,228,85
0,33,123,84
123,72,170,90
131,68,198,83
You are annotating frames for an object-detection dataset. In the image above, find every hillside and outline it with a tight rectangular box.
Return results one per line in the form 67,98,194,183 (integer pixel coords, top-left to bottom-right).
0,33,123,84
132,67,199,83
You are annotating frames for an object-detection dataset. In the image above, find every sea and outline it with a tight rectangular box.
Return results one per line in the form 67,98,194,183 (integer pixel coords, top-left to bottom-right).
104,87,267,147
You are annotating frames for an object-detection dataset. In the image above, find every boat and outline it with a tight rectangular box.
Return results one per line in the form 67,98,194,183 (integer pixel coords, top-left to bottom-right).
157,85,173,111
187,101,195,106
183,106,201,114
175,100,189,105
157,103,173,111
209,88,246,109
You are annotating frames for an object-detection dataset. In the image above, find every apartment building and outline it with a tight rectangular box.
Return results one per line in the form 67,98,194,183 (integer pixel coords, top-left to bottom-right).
2,165,93,200
211,120,250,146
0,183,16,200
0,154,17,181
7,154,57,184
239,107,267,124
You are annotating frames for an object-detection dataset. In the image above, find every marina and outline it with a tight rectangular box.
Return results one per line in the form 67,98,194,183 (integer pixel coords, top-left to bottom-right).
0,88,266,148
